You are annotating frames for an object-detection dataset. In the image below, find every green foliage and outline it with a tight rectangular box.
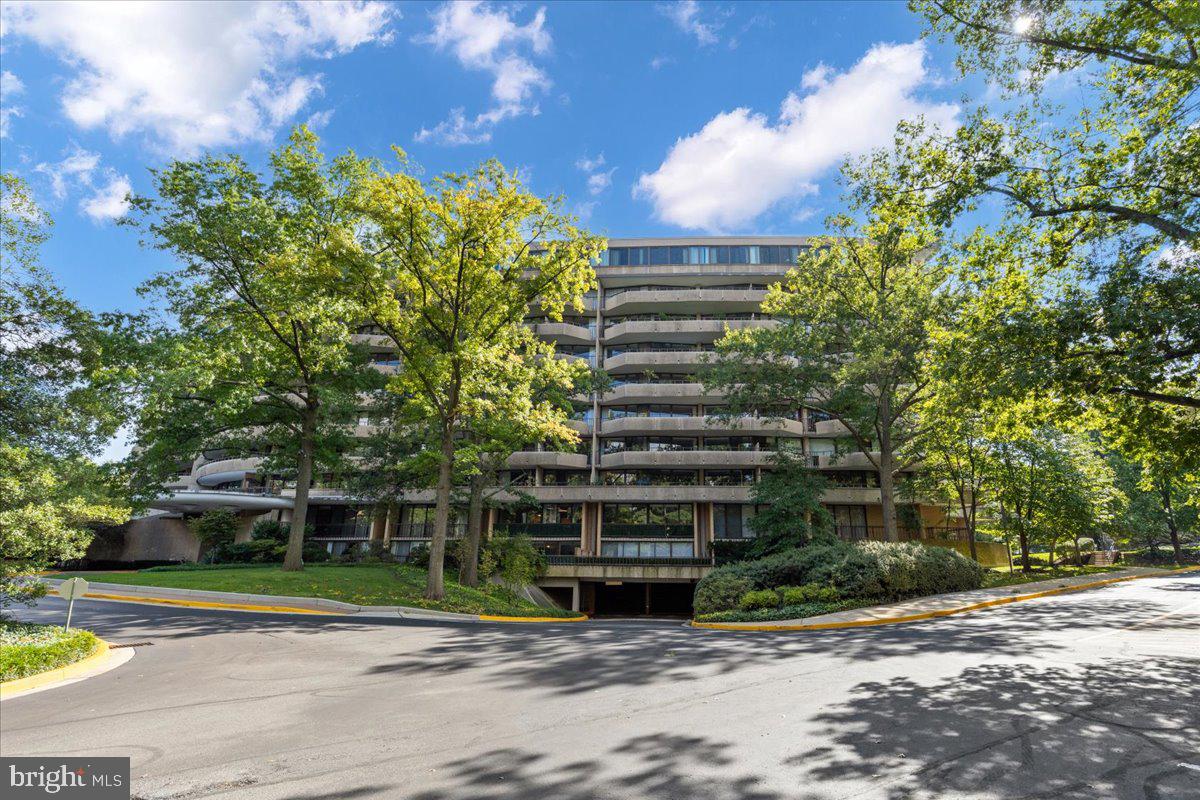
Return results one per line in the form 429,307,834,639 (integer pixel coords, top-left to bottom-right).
780,583,840,605
745,451,832,557
0,622,100,682
738,589,781,612
692,573,754,616
0,444,128,612
479,534,547,589
710,539,756,566
190,509,238,547
694,540,984,614
128,126,380,571
348,153,603,599
206,539,329,565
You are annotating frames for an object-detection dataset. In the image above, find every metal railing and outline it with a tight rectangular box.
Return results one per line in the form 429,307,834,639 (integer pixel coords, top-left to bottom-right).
391,523,468,539
602,523,694,539
546,555,713,567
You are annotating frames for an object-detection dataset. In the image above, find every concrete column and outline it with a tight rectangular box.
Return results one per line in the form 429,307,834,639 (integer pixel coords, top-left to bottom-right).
370,506,387,541
232,512,258,543
571,582,581,612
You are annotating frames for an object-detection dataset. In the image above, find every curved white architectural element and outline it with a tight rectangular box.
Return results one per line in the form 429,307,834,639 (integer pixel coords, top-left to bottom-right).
150,490,293,514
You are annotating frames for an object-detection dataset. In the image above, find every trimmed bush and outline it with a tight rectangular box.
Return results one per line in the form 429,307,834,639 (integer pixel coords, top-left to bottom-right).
207,540,329,564
0,622,99,682
693,540,983,613
780,583,839,605
739,589,780,611
692,573,753,616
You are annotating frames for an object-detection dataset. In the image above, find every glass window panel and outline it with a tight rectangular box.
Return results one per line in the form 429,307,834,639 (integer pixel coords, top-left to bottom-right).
648,246,669,265
669,246,687,264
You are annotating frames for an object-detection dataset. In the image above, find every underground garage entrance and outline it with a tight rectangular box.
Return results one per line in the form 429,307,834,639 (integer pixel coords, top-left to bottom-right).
584,580,695,617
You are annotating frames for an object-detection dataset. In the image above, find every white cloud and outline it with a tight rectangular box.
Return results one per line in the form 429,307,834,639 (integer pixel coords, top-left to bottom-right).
415,2,551,145
80,172,132,222
587,169,615,196
35,147,100,199
33,145,131,222
575,153,605,173
660,1,720,46
650,55,674,70
0,1,393,154
635,41,960,231
0,69,24,138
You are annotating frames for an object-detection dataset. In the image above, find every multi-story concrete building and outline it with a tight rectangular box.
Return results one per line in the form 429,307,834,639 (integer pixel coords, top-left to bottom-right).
146,237,979,615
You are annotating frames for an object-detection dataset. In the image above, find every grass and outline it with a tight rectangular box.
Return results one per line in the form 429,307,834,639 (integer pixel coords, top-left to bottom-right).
982,563,1132,590
53,564,580,617
1,621,100,682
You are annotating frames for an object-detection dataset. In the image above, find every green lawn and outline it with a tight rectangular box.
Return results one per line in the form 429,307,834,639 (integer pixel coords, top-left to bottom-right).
1,622,100,682
982,563,1131,590
54,564,579,617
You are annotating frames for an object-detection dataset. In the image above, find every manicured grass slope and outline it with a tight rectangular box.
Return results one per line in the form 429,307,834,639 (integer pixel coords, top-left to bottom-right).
1,622,100,682
982,563,1127,589
57,564,577,617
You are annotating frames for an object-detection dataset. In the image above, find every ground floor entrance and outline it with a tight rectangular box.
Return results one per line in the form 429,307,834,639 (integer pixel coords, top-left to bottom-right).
584,580,695,617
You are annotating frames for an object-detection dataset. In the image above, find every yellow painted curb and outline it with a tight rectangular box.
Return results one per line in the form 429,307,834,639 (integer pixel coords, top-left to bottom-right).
1,639,111,699
478,614,588,623
691,565,1200,632
82,592,338,615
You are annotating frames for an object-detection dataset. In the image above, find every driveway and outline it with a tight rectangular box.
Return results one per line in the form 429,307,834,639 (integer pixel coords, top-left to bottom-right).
3,570,1198,800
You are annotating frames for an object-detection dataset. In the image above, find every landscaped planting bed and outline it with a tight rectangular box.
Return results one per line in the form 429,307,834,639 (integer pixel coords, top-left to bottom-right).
1,621,100,682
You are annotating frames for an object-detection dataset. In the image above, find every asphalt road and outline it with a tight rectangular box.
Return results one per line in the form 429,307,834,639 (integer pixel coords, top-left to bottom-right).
3,572,1199,800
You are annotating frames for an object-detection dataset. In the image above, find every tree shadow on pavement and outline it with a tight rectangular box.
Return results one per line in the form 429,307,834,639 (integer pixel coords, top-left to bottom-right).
363,585,1199,696
784,656,1200,800
406,734,782,800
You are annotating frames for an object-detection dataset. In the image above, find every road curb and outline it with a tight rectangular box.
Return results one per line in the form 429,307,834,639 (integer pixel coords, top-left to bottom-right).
1,639,112,699
42,579,585,623
690,565,1200,632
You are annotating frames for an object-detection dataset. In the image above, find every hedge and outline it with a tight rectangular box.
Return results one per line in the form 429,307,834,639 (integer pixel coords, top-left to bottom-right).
693,540,984,615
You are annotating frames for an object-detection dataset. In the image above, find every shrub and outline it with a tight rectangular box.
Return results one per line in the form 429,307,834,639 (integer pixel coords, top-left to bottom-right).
780,583,839,605
190,509,238,548
405,542,459,570
693,573,753,615
481,534,546,588
1076,537,1096,553
207,540,329,564
0,622,99,682
739,589,781,611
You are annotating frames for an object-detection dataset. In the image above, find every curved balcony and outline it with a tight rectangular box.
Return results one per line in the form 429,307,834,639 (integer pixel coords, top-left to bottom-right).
603,318,776,344
817,451,879,469
604,350,709,373
820,487,885,505
534,322,594,344
526,484,754,503
194,456,264,488
601,415,805,437
565,419,593,436
602,382,723,405
811,418,851,436
599,450,773,469
604,288,768,315
506,451,589,469
150,489,292,514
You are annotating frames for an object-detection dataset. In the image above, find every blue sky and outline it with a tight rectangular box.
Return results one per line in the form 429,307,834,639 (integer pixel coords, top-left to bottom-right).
0,0,979,316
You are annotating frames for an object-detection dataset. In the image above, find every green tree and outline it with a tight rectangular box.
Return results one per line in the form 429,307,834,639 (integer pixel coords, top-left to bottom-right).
0,174,131,608
707,153,953,541
744,451,832,558
348,158,601,599
907,0,1199,416
128,127,377,572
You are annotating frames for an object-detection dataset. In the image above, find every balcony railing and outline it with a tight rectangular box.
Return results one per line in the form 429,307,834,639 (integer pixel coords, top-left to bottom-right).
546,555,713,567
500,522,582,538
310,522,372,540
602,523,694,539
392,523,467,539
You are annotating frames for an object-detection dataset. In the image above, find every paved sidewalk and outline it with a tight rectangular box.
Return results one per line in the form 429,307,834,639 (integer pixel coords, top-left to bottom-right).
38,578,582,622
695,566,1186,630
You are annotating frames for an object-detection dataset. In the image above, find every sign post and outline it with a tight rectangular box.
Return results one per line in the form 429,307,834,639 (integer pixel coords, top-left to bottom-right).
57,577,89,630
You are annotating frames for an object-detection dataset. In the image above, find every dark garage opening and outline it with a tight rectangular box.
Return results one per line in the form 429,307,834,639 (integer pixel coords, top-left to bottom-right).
541,586,574,610
589,581,694,617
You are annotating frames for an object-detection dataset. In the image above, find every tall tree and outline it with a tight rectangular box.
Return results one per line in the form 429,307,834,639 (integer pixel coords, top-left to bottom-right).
0,174,131,608
128,127,376,571
349,158,601,599
907,0,1199,416
707,153,953,541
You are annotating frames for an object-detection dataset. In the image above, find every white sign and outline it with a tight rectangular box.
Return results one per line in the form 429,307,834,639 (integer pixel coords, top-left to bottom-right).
57,577,89,600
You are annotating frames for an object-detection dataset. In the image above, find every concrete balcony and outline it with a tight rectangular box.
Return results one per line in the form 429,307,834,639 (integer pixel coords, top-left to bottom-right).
602,382,723,405
543,559,712,582
817,451,879,469
812,418,851,436
604,288,768,315
604,350,710,373
565,419,593,436
603,318,776,344
601,415,805,437
533,322,594,344
194,456,264,488
820,487,884,505
507,451,589,469
150,489,292,514
351,333,391,347
599,450,773,469
526,484,754,503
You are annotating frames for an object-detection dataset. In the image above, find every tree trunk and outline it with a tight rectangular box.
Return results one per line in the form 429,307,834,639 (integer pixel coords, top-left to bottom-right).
1019,525,1031,573
1073,533,1082,567
878,448,898,542
459,469,486,587
1160,478,1184,565
426,423,456,600
283,406,317,572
